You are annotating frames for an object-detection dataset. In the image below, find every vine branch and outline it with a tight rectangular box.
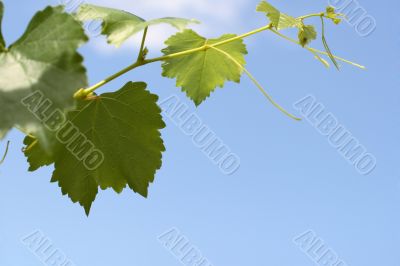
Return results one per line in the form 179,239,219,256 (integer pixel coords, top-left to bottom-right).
75,17,365,108
268,29,365,69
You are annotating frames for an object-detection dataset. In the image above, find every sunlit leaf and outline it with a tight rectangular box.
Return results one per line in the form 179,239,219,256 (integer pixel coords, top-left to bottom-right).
256,1,300,30
161,30,247,105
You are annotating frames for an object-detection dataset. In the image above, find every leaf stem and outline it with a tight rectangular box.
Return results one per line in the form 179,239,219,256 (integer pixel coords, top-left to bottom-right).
23,139,37,152
268,28,366,69
298,12,325,20
143,45,207,64
137,26,149,61
320,16,340,70
146,24,273,64
211,24,273,47
75,61,143,98
0,140,10,165
77,24,276,98
210,46,301,121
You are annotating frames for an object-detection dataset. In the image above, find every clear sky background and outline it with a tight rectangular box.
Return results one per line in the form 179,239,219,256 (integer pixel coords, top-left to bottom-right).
0,0,399,265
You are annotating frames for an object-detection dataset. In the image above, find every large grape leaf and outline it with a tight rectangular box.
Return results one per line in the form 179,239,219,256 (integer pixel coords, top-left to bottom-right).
161,29,248,106
76,4,199,47
256,1,301,30
49,82,165,215
0,5,88,142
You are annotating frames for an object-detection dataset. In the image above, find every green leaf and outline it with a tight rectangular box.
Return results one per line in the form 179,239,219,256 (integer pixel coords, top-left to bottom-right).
326,6,335,17
0,1,6,51
298,25,317,47
51,82,165,215
0,6,88,142
76,4,199,47
161,30,248,105
256,1,300,30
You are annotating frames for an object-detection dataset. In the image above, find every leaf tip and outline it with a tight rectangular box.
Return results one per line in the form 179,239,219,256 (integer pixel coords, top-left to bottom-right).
84,204,92,216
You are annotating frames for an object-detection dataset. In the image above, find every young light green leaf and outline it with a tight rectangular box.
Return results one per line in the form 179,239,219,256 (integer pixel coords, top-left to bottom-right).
326,6,342,25
161,29,248,105
76,4,199,47
256,1,300,30
0,6,88,142
210,46,301,121
298,25,317,47
51,82,166,215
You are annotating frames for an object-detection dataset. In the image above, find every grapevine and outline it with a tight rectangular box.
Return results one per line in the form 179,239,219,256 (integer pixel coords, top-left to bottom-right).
0,1,364,215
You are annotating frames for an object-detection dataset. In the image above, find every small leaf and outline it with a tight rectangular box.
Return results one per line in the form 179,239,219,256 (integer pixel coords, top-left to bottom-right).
50,82,166,215
162,30,248,105
76,4,199,47
298,25,317,47
326,6,342,25
326,6,336,17
0,5,88,143
256,1,300,30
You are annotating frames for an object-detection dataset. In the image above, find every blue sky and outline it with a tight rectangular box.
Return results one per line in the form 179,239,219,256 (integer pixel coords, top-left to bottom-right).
0,0,399,265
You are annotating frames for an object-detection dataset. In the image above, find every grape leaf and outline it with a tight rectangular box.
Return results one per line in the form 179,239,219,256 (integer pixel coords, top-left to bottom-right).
50,82,165,215
161,30,248,105
0,5,88,143
298,25,317,47
76,4,199,47
256,1,300,30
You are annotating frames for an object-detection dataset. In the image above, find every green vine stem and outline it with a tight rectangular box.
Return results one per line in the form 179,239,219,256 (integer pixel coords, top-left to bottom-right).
0,140,10,165
137,26,149,62
268,29,365,69
298,12,325,20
